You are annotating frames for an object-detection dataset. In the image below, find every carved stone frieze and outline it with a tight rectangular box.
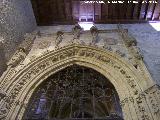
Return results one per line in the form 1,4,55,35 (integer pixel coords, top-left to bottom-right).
135,93,151,120
0,69,16,90
117,60,152,119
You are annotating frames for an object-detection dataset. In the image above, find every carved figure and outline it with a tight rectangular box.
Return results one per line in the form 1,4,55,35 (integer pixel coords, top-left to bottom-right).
55,31,64,49
90,26,99,45
7,48,26,67
72,24,82,43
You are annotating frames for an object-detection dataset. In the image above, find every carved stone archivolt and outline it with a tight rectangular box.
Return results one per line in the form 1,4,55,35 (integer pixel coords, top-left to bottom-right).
144,85,160,119
0,44,157,120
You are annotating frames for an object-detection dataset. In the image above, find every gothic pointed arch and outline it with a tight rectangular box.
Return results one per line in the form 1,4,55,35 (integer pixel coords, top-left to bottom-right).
0,44,158,120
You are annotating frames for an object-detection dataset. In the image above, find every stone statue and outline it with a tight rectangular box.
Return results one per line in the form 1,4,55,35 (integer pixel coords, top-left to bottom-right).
133,46,143,60
55,31,64,49
72,24,82,43
90,26,99,45
7,48,26,67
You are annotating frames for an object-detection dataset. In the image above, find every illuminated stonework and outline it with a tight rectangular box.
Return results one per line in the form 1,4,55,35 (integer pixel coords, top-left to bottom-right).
0,25,159,120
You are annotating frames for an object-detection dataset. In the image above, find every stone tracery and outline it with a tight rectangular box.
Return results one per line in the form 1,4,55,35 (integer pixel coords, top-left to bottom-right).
23,65,123,119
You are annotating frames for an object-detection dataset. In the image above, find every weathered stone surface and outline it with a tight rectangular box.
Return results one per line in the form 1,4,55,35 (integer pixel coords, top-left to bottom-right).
0,42,7,76
0,23,159,120
123,24,160,85
0,0,37,76
0,0,37,61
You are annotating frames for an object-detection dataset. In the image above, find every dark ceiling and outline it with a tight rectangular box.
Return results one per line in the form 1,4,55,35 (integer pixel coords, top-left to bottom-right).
31,0,160,25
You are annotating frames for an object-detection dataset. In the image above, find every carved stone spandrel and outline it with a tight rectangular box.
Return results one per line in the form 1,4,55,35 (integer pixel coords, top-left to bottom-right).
20,32,36,53
7,48,26,68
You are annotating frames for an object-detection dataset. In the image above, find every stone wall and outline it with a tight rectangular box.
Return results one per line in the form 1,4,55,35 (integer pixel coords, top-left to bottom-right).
0,41,7,76
123,24,160,85
0,0,37,75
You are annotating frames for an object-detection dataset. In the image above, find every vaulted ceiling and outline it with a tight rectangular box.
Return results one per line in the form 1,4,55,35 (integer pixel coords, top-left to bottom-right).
31,0,160,25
